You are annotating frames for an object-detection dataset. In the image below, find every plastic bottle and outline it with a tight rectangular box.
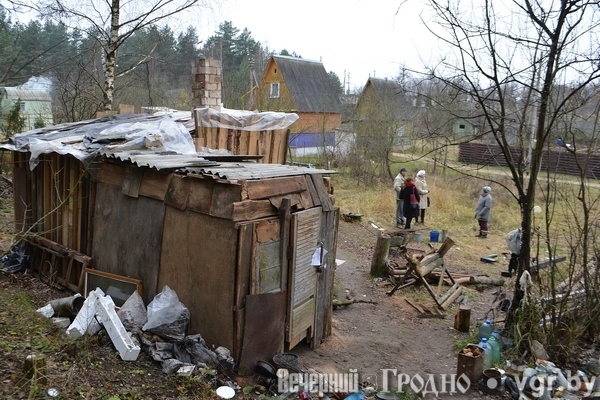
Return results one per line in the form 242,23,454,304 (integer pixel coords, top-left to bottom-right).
478,319,493,340
488,334,501,364
492,328,502,351
480,340,493,369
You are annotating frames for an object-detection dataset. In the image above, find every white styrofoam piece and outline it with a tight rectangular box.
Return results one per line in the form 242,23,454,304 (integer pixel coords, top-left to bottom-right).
36,304,54,318
51,317,71,329
66,288,105,339
94,294,140,361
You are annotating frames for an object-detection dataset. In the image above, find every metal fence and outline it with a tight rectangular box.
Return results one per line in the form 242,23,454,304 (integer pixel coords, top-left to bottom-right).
458,142,600,180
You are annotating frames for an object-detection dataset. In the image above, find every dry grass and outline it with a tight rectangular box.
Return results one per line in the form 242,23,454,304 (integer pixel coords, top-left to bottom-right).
331,158,600,282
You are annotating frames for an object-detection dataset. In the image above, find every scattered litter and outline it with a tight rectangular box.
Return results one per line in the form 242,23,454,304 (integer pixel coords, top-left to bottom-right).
0,242,28,273
94,293,140,361
47,388,59,397
51,317,71,329
117,290,147,332
480,254,498,263
36,304,54,318
66,288,105,339
216,385,235,399
177,364,195,376
142,285,190,341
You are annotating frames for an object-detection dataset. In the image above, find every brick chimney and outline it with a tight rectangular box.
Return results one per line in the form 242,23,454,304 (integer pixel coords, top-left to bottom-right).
191,58,222,109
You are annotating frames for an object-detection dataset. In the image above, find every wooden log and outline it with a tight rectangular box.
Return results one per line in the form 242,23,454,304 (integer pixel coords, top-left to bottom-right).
370,231,391,278
437,237,455,257
454,305,471,332
440,285,463,309
438,283,460,306
471,276,505,286
416,253,443,277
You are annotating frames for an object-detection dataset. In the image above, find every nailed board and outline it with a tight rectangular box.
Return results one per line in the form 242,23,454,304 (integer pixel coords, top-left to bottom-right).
158,206,237,350
91,183,165,304
238,292,287,373
312,208,339,348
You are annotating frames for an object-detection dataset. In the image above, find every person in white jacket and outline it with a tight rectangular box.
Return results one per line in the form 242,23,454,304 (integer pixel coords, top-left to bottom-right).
415,170,429,224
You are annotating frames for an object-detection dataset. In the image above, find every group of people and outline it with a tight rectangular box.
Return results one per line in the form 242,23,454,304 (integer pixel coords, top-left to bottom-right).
393,167,494,237
393,168,430,229
393,166,524,278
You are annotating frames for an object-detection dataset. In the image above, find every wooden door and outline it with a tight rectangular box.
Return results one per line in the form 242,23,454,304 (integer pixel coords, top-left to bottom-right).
287,207,322,348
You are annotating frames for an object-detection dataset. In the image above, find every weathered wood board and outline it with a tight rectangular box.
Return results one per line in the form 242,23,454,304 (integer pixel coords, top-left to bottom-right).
91,183,165,304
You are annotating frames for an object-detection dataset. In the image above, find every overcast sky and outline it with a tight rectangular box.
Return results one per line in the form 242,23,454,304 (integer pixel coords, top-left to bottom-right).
194,0,442,91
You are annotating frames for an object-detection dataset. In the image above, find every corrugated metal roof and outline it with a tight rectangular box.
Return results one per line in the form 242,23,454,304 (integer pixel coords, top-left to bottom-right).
1,111,336,179
273,56,342,114
100,151,219,170
185,162,335,180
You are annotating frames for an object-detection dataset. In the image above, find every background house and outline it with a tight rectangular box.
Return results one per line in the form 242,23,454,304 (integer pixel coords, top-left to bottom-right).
0,79,53,132
252,55,342,157
353,77,414,150
452,118,479,138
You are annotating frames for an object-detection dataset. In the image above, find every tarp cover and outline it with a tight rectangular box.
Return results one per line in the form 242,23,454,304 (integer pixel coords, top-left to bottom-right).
195,107,298,131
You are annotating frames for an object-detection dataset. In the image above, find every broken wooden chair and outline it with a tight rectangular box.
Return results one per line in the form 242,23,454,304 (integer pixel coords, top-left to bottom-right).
386,237,463,309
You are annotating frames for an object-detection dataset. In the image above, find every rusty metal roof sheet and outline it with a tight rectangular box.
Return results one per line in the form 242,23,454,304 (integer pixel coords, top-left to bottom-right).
185,162,335,180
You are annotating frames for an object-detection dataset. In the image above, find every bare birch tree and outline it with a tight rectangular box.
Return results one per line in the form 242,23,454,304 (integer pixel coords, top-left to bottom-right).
423,0,600,322
37,0,208,111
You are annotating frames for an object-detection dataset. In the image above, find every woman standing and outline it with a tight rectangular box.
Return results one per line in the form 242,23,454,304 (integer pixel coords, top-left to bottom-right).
475,186,493,238
399,177,420,229
415,170,429,224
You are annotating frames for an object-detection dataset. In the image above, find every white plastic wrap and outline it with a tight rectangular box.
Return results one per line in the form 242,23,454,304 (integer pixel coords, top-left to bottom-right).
194,107,299,131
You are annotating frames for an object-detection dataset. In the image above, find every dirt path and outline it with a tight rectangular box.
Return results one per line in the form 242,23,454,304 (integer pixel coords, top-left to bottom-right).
293,221,501,398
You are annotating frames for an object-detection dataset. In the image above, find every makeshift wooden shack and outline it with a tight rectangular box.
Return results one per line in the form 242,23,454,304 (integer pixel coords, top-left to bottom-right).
2,110,338,373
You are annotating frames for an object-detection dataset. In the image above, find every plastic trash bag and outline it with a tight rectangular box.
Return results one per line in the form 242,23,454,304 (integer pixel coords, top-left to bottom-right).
0,242,28,273
142,285,190,341
117,291,147,332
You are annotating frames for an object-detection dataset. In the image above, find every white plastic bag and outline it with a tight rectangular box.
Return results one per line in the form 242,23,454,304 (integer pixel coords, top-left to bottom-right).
142,285,190,341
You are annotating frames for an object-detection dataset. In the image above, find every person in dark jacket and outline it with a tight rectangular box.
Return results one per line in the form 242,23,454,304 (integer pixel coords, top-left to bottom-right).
399,177,420,229
475,186,493,238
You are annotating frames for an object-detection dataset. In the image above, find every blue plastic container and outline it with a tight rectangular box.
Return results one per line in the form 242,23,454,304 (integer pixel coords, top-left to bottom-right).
429,230,440,242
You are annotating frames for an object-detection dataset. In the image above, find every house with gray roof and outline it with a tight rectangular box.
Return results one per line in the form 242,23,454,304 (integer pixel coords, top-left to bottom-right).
252,55,342,157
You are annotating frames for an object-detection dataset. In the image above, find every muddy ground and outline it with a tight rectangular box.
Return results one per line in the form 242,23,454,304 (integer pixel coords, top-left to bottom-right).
0,174,521,399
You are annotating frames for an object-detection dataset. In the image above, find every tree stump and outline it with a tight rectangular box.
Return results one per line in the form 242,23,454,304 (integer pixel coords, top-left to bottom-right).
370,231,391,277
454,305,471,332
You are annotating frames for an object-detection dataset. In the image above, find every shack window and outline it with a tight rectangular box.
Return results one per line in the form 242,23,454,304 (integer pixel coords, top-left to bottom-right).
19,102,26,111
270,82,280,98
257,240,282,293
459,124,466,129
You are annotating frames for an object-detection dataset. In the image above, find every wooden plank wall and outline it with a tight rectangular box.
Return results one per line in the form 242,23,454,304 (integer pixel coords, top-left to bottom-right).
12,152,87,253
158,207,237,350
91,183,165,304
195,126,290,165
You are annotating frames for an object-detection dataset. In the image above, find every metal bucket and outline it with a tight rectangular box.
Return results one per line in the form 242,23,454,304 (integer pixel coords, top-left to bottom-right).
413,231,423,242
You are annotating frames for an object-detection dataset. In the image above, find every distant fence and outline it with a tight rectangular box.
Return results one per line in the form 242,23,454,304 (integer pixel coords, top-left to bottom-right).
458,142,600,180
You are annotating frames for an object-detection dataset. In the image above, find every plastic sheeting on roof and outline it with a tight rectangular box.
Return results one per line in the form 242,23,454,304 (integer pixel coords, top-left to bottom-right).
2,114,198,170
194,107,298,131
